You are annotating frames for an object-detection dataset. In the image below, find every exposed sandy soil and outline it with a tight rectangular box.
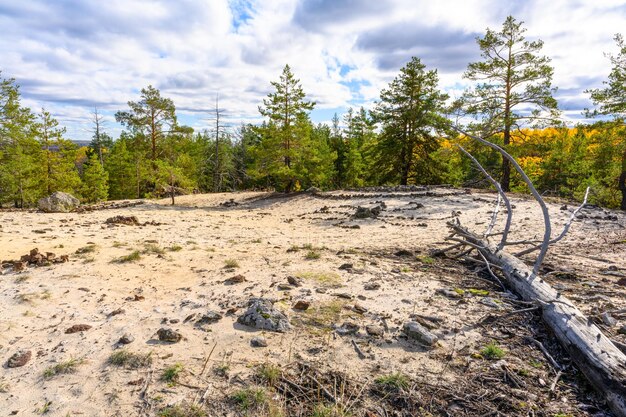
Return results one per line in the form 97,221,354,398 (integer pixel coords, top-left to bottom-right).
1,188,625,417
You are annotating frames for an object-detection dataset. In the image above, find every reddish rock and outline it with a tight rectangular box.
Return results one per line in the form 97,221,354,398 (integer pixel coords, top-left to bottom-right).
65,324,92,334
293,300,311,310
7,350,32,368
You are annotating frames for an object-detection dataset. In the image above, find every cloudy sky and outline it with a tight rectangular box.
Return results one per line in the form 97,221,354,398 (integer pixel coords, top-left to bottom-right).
0,0,625,140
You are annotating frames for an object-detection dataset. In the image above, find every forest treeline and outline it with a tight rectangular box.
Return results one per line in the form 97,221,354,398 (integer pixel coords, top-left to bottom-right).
0,16,624,209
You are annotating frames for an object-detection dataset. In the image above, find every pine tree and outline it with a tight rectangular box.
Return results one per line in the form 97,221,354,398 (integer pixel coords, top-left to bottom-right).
105,136,136,200
372,57,449,185
255,64,316,191
459,16,559,191
0,73,41,207
586,34,626,210
35,109,81,196
81,152,108,202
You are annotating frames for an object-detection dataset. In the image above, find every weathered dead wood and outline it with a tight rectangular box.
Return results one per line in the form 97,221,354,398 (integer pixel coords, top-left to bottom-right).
452,222,626,416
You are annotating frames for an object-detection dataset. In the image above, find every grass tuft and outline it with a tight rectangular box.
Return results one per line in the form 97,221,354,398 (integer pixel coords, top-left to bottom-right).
167,245,183,252
158,403,207,417
43,358,85,379
231,387,268,411
113,250,142,263
296,271,341,287
108,349,153,369
305,250,321,260
224,259,239,268
255,363,281,386
161,363,184,383
481,342,506,360
374,372,410,391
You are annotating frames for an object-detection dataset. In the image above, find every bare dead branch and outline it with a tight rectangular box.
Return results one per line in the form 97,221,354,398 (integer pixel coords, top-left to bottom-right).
453,126,551,276
457,145,512,248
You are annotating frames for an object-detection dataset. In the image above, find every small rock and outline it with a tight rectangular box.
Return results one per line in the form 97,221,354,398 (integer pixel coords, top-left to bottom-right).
365,325,384,337
293,300,311,310
250,336,268,347
335,322,359,336
436,288,463,299
224,274,246,285
403,321,438,346
618,325,626,335
108,308,125,317
196,310,223,325
118,333,135,345
364,282,380,291
353,303,367,314
479,297,502,309
338,263,353,270
287,276,303,287
395,249,412,257
333,292,352,300
7,350,32,368
277,283,294,291
65,324,92,334
237,298,291,332
306,186,321,194
157,328,182,343
601,312,617,327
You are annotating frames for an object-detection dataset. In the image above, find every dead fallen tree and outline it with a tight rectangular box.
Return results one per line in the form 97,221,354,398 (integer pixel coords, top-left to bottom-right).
446,126,626,417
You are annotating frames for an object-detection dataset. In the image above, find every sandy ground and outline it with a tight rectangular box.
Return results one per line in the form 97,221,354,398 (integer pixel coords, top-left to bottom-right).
1,188,625,416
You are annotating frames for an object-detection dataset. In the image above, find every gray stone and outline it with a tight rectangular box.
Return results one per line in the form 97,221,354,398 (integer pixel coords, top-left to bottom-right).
250,336,268,347
601,312,617,327
196,310,223,325
157,327,182,343
618,325,626,335
38,192,80,213
237,298,291,332
335,322,359,336
118,333,135,345
403,321,438,346
366,325,384,336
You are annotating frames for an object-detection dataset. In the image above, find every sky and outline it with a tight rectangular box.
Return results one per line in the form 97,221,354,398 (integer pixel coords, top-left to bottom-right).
0,0,625,141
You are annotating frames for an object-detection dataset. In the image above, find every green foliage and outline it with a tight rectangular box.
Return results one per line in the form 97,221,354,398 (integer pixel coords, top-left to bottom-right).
81,152,108,202
231,387,268,411
113,250,142,263
480,342,506,360
374,372,410,391
158,403,207,417
372,57,449,185
255,363,282,386
108,349,153,368
459,15,559,192
43,358,85,378
161,363,184,383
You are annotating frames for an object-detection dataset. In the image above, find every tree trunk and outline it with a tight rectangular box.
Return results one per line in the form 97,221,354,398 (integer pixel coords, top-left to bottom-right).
452,224,626,416
619,151,626,210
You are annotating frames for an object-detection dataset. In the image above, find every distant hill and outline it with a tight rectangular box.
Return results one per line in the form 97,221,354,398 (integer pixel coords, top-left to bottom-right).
72,140,91,148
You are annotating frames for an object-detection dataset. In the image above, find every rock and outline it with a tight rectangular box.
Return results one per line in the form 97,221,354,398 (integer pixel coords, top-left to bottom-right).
352,206,383,219
335,322,359,336
105,215,140,226
12,261,26,272
618,325,626,335
403,322,438,346
224,274,246,285
118,333,135,345
436,288,463,299
277,283,294,291
157,328,182,342
7,350,32,368
287,276,303,287
364,282,381,291
333,292,353,300
107,308,125,317
196,310,223,325
306,186,321,194
293,300,311,310
395,249,413,257
479,297,502,309
366,325,384,337
65,324,92,334
250,336,268,347
601,312,617,327
38,191,80,213
338,263,353,270
353,303,367,314
237,298,291,332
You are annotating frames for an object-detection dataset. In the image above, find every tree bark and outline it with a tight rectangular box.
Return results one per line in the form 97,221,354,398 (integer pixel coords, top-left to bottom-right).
619,151,626,210
452,224,626,416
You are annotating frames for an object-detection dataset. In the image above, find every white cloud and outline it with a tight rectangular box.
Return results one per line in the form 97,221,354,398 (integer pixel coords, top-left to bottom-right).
0,0,624,139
